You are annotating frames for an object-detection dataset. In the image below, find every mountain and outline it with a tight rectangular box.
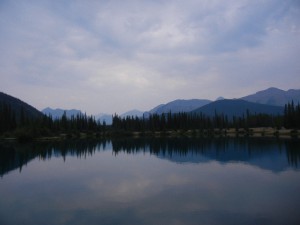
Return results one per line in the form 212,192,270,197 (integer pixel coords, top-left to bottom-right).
0,92,43,120
42,107,82,119
95,113,112,125
241,87,300,106
146,99,212,115
95,110,144,125
215,96,225,101
121,109,144,118
192,99,284,118
147,104,166,114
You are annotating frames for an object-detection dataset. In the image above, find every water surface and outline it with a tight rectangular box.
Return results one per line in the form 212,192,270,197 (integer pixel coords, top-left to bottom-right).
0,138,300,225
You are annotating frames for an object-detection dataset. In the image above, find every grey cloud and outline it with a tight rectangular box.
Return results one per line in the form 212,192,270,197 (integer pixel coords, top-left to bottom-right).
0,0,299,114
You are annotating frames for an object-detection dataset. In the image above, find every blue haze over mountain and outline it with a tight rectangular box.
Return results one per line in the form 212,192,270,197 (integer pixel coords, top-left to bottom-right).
95,113,112,125
144,87,298,117
146,99,212,115
121,109,144,118
3,87,299,122
96,110,144,125
241,87,300,106
192,99,284,118
42,107,82,119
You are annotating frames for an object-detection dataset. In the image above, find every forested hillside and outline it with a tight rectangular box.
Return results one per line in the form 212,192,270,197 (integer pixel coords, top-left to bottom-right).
1,91,300,140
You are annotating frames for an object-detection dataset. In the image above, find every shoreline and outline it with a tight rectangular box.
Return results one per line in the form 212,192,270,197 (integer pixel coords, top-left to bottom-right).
0,127,299,142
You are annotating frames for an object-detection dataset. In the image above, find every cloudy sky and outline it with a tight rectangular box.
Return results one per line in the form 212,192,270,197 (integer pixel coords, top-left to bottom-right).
0,0,299,114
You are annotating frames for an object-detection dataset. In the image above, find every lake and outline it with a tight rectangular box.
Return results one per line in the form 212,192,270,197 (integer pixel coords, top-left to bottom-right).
0,137,300,225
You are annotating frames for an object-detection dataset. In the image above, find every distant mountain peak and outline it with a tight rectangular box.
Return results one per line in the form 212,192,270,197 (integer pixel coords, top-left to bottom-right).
146,99,212,115
121,109,144,118
255,87,284,94
215,96,225,101
42,107,82,118
241,87,300,106
266,87,282,91
192,99,284,118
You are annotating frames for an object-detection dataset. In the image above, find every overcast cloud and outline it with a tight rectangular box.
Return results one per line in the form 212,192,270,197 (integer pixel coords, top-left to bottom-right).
0,0,299,114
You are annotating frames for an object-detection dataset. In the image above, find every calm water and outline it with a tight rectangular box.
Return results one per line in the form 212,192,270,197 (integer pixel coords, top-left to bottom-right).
0,137,300,225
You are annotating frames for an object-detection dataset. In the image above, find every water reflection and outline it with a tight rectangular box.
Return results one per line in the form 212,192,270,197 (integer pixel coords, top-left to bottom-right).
1,137,299,177
1,138,300,225
0,140,107,177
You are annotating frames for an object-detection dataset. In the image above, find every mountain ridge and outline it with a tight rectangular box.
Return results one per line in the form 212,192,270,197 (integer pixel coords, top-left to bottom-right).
3,87,299,122
241,87,300,106
145,99,212,115
192,99,284,118
143,87,299,116
42,107,83,119
121,109,144,118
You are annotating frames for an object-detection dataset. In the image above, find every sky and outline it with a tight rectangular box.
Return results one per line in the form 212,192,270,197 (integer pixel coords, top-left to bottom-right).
0,0,300,115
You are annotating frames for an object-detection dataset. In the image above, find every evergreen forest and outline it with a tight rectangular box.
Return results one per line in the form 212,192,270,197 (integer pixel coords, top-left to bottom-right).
1,100,300,141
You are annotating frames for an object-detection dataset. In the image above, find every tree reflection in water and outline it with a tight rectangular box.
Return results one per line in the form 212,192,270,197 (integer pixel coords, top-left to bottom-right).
1,137,299,177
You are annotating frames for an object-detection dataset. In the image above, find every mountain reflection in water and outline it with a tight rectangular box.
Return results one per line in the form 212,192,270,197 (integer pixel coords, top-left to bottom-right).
1,137,299,177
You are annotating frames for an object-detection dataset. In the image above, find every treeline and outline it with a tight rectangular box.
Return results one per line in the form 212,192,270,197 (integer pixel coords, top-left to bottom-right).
0,102,106,139
44,111,104,133
112,102,300,132
1,101,300,139
112,112,282,132
284,101,300,129
0,102,17,133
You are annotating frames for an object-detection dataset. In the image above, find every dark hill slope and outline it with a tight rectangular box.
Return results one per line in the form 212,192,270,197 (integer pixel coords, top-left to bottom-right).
0,92,43,120
192,99,284,118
